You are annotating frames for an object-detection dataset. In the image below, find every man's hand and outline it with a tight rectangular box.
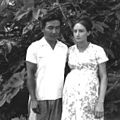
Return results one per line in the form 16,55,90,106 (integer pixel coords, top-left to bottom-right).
31,100,41,114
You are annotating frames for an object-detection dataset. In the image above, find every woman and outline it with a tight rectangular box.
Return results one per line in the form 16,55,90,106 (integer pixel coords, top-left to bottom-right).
61,17,109,120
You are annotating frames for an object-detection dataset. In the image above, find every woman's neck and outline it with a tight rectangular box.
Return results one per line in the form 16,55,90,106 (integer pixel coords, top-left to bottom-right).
76,41,89,52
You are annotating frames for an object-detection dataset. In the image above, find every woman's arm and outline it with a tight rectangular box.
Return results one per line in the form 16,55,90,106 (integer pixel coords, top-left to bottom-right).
94,62,108,118
98,62,108,103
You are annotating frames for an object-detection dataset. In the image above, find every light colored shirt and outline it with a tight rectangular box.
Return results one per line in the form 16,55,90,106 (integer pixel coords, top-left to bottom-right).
26,37,68,100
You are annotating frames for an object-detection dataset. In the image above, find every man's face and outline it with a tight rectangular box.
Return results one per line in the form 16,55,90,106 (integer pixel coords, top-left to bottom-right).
42,20,61,42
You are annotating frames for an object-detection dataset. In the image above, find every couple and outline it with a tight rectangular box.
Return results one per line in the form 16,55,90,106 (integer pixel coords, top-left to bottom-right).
26,13,108,120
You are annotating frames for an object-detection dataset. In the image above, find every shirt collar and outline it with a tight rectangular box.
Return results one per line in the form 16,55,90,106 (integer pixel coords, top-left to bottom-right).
40,37,61,48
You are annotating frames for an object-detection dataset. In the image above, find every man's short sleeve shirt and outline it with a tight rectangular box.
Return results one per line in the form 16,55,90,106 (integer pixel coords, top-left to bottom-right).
26,37,68,100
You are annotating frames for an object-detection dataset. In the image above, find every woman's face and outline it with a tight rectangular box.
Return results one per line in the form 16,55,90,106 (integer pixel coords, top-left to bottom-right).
73,23,90,43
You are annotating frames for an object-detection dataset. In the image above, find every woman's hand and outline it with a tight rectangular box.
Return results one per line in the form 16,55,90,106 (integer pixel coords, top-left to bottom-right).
94,101,104,119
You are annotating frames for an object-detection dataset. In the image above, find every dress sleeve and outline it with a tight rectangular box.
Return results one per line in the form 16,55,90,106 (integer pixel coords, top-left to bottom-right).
26,43,37,64
96,46,109,64
68,46,77,69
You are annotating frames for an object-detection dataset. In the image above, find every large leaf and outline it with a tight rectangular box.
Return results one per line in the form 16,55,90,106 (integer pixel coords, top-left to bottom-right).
112,2,120,10
23,0,34,9
0,68,26,106
14,8,32,21
93,21,105,33
115,10,120,20
0,93,7,107
0,0,9,12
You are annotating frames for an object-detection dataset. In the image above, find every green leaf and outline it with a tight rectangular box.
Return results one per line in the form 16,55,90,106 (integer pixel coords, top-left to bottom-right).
6,87,20,103
8,69,25,88
112,2,120,11
23,0,34,9
0,93,7,107
115,10,120,20
93,21,104,33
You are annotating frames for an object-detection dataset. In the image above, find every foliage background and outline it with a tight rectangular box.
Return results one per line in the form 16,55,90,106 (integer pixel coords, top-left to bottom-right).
0,0,120,119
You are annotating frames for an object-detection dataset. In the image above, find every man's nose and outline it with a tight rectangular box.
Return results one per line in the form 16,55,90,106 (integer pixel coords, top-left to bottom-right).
52,28,57,33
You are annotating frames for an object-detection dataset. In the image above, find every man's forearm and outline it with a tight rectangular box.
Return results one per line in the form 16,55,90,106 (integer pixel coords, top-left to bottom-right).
27,75,37,100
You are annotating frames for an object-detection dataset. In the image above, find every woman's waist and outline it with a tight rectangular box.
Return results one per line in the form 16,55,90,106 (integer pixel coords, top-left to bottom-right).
65,69,99,89
71,68,97,75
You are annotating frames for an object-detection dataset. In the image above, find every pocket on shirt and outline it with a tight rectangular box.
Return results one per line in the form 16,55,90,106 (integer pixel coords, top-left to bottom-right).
37,54,47,65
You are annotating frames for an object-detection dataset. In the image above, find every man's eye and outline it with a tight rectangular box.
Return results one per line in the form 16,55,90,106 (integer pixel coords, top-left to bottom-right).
48,27,53,29
56,26,60,29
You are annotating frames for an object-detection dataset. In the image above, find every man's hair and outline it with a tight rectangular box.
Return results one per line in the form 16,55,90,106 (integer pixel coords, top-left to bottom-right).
41,12,62,29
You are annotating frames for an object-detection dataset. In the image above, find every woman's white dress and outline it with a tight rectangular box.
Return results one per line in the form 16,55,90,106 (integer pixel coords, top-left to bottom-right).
61,43,108,120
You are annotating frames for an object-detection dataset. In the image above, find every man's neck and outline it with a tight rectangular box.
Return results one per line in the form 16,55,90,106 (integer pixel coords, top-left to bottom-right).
45,38,57,49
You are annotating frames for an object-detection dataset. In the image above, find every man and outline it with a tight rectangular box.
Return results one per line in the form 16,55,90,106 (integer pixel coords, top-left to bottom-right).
26,13,68,120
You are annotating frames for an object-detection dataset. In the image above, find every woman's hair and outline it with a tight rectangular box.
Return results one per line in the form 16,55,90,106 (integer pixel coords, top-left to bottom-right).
72,16,93,32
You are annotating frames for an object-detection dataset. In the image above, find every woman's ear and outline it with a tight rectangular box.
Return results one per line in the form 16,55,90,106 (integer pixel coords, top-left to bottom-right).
87,31,91,36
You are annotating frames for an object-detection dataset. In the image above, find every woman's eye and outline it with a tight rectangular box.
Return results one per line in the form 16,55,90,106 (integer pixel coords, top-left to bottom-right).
74,30,77,33
79,29,84,32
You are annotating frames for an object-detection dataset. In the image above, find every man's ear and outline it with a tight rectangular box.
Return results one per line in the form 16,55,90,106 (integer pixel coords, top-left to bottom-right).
41,28,44,33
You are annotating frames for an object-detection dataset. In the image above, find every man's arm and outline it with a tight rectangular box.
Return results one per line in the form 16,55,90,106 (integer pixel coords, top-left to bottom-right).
26,61,37,101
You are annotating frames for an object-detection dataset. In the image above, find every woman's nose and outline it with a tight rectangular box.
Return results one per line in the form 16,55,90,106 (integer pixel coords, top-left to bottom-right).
76,31,80,36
